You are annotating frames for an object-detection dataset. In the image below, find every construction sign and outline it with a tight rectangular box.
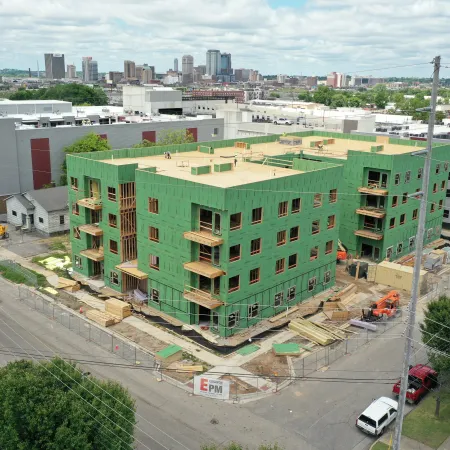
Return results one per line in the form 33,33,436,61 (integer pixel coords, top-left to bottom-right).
193,376,230,400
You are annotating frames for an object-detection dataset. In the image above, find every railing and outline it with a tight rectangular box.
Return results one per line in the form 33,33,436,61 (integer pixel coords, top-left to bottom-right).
199,221,213,231
184,285,220,300
366,179,387,189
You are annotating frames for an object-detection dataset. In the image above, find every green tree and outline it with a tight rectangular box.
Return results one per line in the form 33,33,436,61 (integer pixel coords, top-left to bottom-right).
133,129,195,149
0,358,136,450
372,84,390,109
60,133,111,185
421,296,450,417
421,296,450,374
330,94,347,108
313,86,333,106
347,96,362,108
435,111,446,123
269,92,280,98
297,91,313,102
9,84,108,105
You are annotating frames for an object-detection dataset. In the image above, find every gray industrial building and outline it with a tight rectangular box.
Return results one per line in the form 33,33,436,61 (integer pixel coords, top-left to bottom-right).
0,100,224,211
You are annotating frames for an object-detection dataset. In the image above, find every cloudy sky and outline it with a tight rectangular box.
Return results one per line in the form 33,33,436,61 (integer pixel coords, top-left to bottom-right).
0,0,448,76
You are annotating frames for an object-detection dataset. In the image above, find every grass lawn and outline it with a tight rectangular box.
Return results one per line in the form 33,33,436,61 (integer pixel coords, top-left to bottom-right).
371,443,389,450
0,264,47,287
402,392,450,449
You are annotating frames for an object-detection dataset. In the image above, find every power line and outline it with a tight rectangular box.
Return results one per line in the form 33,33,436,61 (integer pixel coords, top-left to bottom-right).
0,306,191,450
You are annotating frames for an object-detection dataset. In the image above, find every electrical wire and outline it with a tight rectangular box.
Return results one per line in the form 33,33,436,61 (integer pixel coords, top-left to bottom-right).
0,323,143,450
0,305,191,450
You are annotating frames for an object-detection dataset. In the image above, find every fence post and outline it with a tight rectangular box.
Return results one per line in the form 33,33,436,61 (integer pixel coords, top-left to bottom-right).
302,358,305,378
345,338,348,355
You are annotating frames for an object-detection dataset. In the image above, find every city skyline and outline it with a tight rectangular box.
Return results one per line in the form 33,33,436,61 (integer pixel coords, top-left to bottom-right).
1,0,448,76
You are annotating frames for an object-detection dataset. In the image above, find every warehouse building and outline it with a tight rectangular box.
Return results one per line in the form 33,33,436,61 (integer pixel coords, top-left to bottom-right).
67,135,342,337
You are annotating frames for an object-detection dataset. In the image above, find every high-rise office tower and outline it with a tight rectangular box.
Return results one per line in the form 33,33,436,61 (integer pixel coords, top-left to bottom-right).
44,53,65,79
174,58,179,72
142,67,153,83
220,53,232,75
82,57,98,82
182,55,194,84
206,49,221,76
124,60,136,79
66,64,77,79
136,65,144,81
149,66,155,79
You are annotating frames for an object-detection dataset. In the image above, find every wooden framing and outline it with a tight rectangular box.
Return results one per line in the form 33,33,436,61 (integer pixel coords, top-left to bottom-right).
120,182,136,210
234,141,247,149
79,224,103,236
121,235,137,262
120,211,136,236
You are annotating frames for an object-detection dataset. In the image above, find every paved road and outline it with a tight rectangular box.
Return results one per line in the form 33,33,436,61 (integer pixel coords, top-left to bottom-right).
245,309,428,450
0,277,429,450
0,279,310,450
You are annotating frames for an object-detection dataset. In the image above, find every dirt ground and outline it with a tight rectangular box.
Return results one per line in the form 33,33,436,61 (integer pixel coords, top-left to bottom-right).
242,350,290,382
109,321,167,354
220,375,259,395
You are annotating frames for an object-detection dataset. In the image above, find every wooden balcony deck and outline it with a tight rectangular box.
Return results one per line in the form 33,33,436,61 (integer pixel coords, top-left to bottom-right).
358,186,388,196
184,287,223,309
355,207,386,218
354,229,384,240
77,197,103,210
80,248,104,261
183,261,224,278
79,224,103,236
183,230,224,247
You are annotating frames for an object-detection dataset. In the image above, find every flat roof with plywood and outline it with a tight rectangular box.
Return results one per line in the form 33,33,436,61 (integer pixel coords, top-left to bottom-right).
102,144,304,187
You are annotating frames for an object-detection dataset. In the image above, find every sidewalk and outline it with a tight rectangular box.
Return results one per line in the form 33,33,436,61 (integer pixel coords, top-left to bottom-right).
0,246,59,287
377,434,450,450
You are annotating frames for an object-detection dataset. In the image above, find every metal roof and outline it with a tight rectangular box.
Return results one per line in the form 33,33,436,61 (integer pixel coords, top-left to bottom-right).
26,186,68,212
7,194,35,210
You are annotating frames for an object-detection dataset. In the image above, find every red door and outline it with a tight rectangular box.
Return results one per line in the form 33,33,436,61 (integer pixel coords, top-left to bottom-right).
187,128,198,142
142,131,156,142
30,138,51,189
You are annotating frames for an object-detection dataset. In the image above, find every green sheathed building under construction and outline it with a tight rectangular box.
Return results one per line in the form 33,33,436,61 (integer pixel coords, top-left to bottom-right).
67,131,449,337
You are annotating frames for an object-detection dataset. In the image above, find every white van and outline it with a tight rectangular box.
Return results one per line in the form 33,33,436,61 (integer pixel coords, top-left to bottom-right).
356,397,398,436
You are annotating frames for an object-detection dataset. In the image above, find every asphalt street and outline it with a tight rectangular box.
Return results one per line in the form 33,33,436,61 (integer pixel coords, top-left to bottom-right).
0,277,428,450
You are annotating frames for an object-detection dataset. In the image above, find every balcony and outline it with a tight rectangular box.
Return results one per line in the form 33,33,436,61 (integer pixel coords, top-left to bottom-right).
184,285,223,309
355,207,386,219
358,186,388,196
183,230,223,247
80,248,104,261
354,229,384,241
77,197,102,210
183,261,224,278
79,224,103,236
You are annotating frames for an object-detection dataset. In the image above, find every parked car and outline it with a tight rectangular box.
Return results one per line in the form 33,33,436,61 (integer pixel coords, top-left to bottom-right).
392,364,438,404
356,397,398,436
273,118,293,125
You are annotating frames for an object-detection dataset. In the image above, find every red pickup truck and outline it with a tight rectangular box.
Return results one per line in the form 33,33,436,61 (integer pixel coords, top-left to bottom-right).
392,364,438,404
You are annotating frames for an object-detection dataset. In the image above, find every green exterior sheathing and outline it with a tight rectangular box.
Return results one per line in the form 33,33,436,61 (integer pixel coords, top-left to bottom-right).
67,131,450,339
299,143,450,260
134,161,342,337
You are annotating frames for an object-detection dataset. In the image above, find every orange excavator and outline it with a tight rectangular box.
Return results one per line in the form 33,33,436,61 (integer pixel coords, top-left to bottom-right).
337,239,348,262
362,290,400,321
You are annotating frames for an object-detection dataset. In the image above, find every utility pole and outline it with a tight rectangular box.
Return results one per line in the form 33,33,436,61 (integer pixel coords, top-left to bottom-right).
392,55,441,450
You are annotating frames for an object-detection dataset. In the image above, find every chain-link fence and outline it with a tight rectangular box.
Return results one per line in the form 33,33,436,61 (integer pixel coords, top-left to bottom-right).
0,259,38,286
17,285,154,369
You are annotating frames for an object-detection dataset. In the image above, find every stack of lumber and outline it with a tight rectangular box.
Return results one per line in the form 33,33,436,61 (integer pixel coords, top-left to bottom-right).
56,277,80,292
323,301,350,321
289,318,346,345
105,298,132,319
329,284,357,305
170,362,204,373
86,309,119,327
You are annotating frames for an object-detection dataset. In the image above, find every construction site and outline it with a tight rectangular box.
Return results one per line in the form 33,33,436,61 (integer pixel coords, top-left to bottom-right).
65,131,450,345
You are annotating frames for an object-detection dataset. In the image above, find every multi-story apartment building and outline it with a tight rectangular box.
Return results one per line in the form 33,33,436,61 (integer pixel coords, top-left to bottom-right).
290,133,449,261
67,135,342,337
67,131,449,337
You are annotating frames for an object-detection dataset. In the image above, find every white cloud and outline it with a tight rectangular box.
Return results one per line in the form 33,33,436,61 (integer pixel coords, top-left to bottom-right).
0,0,448,75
